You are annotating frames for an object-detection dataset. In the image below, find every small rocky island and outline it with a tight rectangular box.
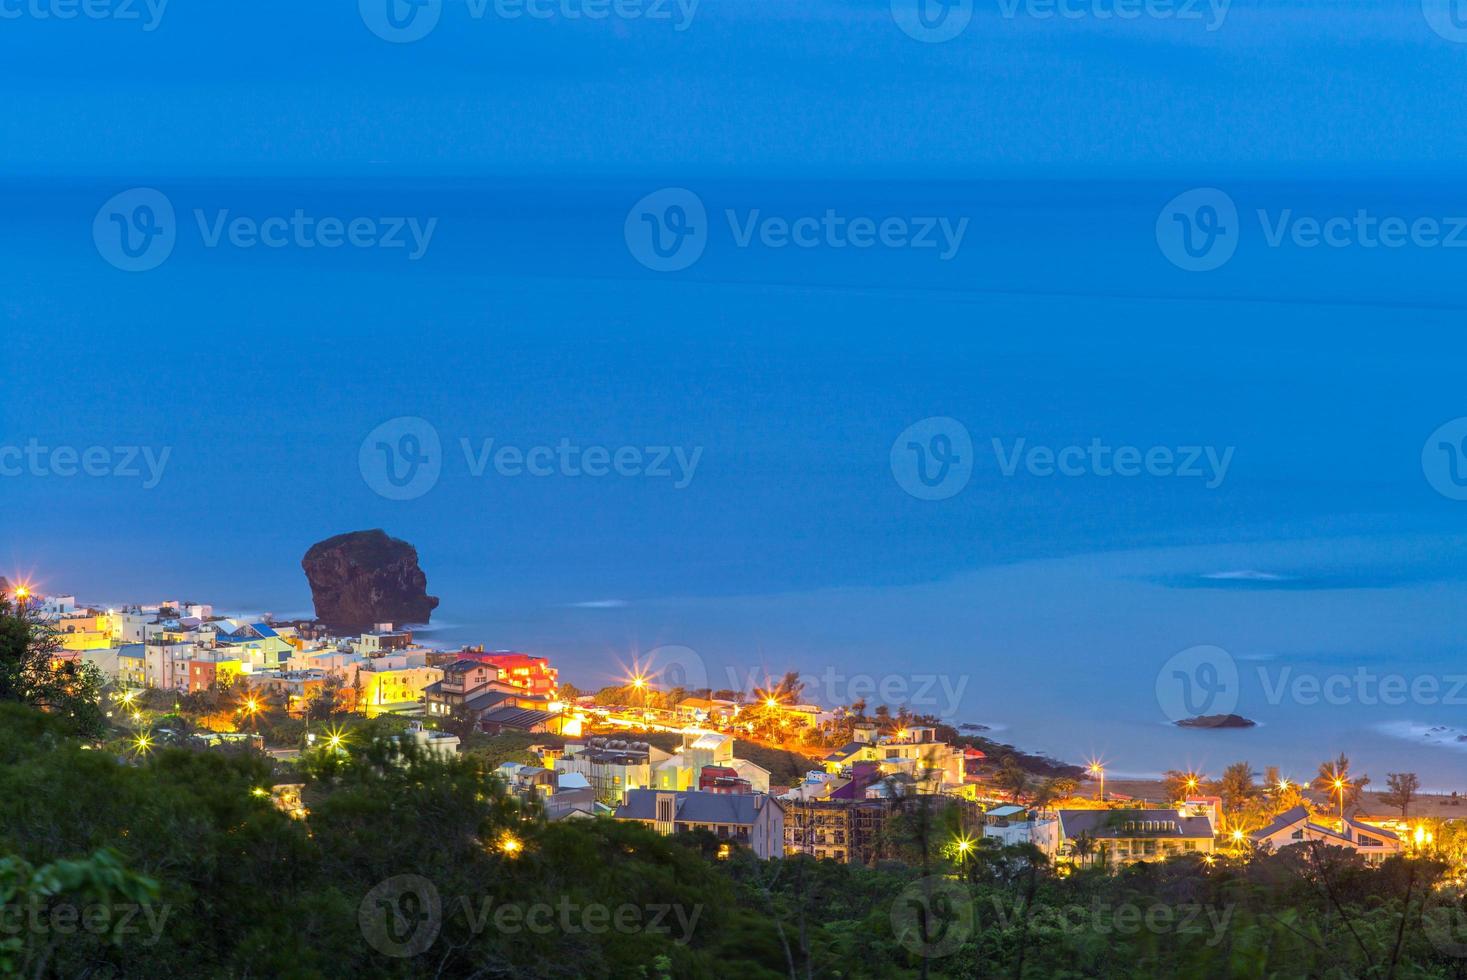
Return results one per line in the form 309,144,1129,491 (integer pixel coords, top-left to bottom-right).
1175,713,1257,729
301,529,439,632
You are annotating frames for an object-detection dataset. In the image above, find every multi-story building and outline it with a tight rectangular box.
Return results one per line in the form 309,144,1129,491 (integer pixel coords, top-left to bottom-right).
455,650,558,697
821,725,965,792
423,659,516,717
357,663,444,717
557,737,673,804
615,790,785,860
1035,809,1217,868
783,798,900,864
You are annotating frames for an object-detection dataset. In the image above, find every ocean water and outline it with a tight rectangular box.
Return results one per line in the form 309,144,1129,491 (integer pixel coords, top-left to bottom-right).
7,177,1467,787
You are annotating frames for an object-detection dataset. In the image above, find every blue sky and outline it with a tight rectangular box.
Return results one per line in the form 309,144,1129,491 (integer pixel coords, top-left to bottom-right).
7,1,1467,781
4,2,1467,177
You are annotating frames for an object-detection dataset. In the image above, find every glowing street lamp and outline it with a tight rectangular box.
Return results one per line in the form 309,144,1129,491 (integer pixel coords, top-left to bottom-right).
1332,778,1347,827
1088,762,1106,802
133,733,153,756
323,725,347,752
498,833,523,858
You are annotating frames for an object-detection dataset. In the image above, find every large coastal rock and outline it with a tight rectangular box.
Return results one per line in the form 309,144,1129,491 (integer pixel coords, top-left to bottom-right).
301,530,439,632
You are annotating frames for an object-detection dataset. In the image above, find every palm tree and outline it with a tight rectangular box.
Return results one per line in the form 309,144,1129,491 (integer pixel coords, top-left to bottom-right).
1030,777,1077,818
996,756,1030,803
1314,753,1369,828
1070,830,1097,867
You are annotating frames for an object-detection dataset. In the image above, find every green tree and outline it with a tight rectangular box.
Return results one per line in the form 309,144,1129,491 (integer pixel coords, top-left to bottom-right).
0,595,105,738
1379,772,1421,819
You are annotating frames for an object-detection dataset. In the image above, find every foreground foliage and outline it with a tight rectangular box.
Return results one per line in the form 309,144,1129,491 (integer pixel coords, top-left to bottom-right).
0,703,1465,978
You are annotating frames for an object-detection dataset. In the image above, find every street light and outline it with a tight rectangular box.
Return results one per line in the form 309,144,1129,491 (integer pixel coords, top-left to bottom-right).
1333,778,1346,827
1088,762,1105,802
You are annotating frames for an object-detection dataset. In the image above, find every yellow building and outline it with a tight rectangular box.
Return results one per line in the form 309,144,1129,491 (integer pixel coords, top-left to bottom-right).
358,665,443,717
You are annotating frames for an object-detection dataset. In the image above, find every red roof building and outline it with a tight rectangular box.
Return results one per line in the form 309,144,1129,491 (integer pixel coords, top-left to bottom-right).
456,650,558,696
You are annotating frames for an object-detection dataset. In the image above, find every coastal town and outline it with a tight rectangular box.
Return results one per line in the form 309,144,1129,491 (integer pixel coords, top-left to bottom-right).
14,579,1465,878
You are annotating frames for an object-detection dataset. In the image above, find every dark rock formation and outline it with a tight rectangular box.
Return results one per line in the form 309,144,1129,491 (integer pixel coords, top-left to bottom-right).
301,530,439,632
1175,713,1257,729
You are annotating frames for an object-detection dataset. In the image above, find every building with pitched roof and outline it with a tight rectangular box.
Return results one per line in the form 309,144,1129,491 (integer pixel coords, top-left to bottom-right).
615,790,784,859
1249,806,1402,863
1036,809,1217,868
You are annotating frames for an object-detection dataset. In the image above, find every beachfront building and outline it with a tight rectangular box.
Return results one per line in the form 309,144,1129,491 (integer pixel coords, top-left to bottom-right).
1036,809,1218,868
1250,806,1403,864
